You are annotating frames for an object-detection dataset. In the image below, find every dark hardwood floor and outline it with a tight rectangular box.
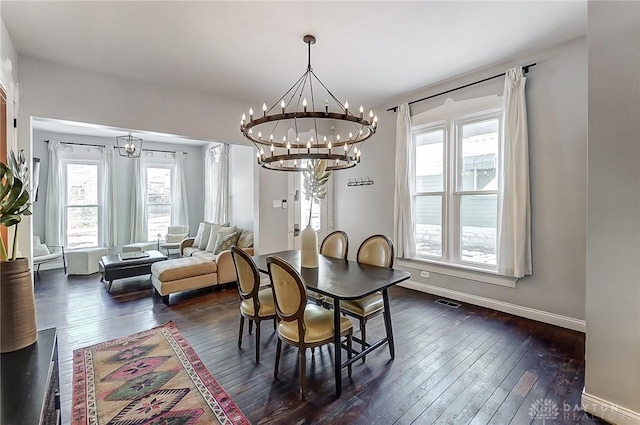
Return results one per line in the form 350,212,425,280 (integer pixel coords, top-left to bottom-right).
32,268,607,425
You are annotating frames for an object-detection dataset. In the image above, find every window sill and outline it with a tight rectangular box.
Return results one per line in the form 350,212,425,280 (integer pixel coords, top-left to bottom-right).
396,258,518,288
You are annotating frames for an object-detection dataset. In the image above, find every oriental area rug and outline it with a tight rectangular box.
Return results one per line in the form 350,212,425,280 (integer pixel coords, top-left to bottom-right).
72,321,250,425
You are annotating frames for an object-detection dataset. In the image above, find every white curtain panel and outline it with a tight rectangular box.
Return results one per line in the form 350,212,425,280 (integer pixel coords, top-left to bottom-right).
170,152,189,226
44,141,64,247
102,147,118,247
204,144,229,223
129,157,148,243
394,103,416,258
498,66,532,277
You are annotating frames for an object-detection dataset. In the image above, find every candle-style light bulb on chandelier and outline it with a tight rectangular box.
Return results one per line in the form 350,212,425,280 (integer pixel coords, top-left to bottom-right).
240,35,377,171
116,133,143,158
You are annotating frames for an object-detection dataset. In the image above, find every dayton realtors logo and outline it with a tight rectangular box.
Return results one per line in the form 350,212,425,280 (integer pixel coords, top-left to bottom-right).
529,398,560,424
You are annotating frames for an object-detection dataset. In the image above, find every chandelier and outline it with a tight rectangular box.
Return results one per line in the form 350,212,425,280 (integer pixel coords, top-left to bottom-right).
116,133,143,158
240,35,377,171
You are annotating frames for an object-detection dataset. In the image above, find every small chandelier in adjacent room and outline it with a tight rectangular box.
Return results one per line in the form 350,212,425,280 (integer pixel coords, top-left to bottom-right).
116,133,143,158
240,35,377,171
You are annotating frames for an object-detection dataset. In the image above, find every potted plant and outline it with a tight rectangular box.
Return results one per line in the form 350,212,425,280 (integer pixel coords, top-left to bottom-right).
1,150,37,352
300,159,330,268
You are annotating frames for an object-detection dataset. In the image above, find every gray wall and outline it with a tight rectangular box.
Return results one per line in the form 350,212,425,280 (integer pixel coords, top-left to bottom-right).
32,130,206,249
585,0,640,416
334,37,588,321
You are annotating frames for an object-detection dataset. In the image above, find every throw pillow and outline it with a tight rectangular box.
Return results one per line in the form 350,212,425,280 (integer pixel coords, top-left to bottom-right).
33,243,50,257
205,225,236,252
192,222,206,247
197,222,214,250
237,230,254,248
213,231,240,254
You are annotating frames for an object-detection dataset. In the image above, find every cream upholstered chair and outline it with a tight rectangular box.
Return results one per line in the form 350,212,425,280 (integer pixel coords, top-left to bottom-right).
308,231,349,306
267,255,353,400
320,230,349,260
231,246,276,363
32,236,66,276
159,225,189,256
340,234,394,363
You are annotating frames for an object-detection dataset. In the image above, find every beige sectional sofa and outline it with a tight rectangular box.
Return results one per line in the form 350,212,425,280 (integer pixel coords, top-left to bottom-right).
151,226,253,305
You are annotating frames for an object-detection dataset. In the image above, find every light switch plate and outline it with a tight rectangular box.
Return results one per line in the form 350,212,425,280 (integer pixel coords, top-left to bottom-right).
420,271,430,278
273,200,282,208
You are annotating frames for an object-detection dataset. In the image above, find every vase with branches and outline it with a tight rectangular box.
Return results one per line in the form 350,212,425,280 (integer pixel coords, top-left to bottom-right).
300,159,330,268
1,150,37,353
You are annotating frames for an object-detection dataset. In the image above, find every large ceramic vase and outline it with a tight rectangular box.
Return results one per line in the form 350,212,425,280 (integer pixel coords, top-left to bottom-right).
1,258,38,353
300,225,319,268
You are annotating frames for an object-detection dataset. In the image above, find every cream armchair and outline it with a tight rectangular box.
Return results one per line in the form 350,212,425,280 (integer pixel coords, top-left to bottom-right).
159,225,189,256
32,236,66,276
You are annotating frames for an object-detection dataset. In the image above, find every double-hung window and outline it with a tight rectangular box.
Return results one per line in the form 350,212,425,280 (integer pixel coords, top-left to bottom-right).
413,97,502,270
145,166,172,241
64,161,101,249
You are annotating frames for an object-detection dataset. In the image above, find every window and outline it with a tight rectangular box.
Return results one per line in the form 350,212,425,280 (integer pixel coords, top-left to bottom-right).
413,102,501,269
65,162,101,249
146,166,172,241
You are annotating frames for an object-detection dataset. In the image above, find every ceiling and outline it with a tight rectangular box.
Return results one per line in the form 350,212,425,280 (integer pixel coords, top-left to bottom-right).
3,1,586,109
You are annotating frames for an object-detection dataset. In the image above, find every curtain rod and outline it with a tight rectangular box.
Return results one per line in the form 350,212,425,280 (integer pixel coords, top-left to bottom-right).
43,140,187,155
387,63,536,113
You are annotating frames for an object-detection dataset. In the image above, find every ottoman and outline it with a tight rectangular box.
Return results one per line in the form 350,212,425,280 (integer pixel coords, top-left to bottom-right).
67,247,109,275
151,257,218,305
122,242,158,253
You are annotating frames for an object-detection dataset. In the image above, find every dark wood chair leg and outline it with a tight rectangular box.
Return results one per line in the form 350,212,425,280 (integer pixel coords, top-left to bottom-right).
274,338,282,378
248,320,253,335
255,319,261,363
299,347,306,400
238,316,245,348
347,331,353,378
162,295,170,306
360,318,367,363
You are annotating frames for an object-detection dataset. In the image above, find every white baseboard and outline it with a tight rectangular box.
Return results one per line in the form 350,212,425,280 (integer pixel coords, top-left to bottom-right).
582,390,640,425
399,280,586,333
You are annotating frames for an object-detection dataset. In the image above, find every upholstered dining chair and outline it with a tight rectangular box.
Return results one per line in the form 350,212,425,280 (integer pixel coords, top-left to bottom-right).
231,246,277,363
267,255,353,400
307,230,350,306
340,234,394,363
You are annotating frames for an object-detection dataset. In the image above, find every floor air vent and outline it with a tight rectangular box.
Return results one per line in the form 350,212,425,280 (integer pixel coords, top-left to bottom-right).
435,299,461,308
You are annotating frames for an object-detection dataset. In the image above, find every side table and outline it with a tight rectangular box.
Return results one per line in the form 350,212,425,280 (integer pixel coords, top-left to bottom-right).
0,328,60,425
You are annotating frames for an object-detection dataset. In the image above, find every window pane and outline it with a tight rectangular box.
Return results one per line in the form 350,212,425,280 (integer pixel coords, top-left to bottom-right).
415,195,442,257
147,168,171,204
67,164,98,205
460,119,499,191
415,129,444,192
460,194,497,265
67,207,98,248
148,204,171,242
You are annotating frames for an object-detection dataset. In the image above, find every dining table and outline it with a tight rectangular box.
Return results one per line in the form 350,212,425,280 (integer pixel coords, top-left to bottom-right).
252,249,411,396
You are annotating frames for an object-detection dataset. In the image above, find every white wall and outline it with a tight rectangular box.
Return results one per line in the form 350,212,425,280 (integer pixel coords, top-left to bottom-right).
228,144,255,231
32,130,206,250
334,37,588,322
584,1,640,421
16,55,287,262
0,12,18,83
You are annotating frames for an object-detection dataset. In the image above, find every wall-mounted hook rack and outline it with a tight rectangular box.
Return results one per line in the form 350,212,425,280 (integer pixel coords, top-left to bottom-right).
347,177,374,187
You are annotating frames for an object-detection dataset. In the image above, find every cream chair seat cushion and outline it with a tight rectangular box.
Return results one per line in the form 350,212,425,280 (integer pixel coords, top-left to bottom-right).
240,288,276,317
278,304,352,343
340,292,384,316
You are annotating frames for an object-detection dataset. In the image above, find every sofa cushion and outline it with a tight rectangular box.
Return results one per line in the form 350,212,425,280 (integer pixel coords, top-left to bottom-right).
237,230,254,249
192,251,217,261
182,246,202,257
197,222,214,249
192,222,206,247
214,231,240,254
151,257,217,282
205,225,236,252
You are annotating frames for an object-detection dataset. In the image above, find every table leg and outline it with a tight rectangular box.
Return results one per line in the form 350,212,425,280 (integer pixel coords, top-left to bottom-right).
382,288,395,359
333,297,342,397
